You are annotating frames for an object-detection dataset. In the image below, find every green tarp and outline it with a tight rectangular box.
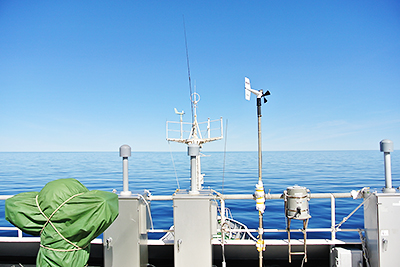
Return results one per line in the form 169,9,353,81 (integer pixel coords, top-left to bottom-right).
5,178,119,267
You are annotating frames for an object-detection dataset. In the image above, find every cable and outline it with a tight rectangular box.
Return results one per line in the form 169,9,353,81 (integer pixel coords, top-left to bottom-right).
335,193,373,230
168,141,180,189
300,255,306,267
222,119,228,194
358,229,371,267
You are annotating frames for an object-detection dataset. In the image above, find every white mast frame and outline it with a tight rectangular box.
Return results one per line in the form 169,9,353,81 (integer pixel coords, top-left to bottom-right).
166,93,223,193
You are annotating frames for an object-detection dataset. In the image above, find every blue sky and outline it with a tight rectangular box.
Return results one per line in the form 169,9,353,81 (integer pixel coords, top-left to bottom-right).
1,0,399,152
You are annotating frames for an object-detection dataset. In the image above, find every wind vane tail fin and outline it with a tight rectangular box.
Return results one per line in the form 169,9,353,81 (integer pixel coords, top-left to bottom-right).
245,77,251,101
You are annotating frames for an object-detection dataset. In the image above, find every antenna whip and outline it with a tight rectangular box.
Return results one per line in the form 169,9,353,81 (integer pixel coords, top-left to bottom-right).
183,16,194,123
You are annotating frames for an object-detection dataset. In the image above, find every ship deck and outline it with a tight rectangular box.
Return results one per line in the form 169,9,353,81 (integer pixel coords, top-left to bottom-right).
0,237,362,267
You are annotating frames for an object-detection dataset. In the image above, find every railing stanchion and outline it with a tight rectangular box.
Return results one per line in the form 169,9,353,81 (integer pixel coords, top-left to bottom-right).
331,194,336,241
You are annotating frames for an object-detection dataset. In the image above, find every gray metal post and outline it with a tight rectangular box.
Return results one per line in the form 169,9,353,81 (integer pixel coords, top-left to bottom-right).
104,145,148,267
188,143,200,194
256,97,264,267
119,144,132,196
380,139,395,193
257,98,262,183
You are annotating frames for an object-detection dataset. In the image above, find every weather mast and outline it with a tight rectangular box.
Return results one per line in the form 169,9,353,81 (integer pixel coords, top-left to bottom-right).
166,92,223,194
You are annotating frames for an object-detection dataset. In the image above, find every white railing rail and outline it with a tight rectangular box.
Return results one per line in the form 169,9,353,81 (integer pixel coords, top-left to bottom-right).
1,192,361,242
148,192,360,241
166,117,223,141
0,195,23,238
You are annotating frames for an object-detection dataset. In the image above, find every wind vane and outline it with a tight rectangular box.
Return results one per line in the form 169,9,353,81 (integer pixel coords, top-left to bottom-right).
244,77,271,267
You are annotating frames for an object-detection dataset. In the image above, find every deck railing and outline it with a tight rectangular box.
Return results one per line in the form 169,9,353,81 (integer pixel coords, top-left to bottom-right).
1,192,362,243
148,192,362,243
0,195,23,239
166,117,223,141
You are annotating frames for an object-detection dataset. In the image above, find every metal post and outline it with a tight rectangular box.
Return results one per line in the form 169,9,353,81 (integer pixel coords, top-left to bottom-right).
190,155,197,193
256,97,264,267
220,117,223,138
180,114,183,139
287,218,291,263
380,139,395,193
330,194,336,241
245,78,269,267
120,145,132,196
384,152,392,189
207,118,211,139
188,143,200,194
259,212,263,267
220,198,227,267
257,98,262,182
123,158,129,191
220,198,226,225
303,219,308,263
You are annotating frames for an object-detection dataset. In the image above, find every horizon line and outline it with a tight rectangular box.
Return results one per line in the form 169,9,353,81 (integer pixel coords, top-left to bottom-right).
0,149,378,153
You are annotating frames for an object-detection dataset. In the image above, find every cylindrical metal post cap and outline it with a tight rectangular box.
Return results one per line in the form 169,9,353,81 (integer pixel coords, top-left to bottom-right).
188,143,200,156
119,144,131,157
287,185,308,196
380,139,394,152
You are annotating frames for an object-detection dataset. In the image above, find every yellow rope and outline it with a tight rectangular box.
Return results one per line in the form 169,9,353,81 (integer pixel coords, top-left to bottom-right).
36,193,85,251
39,244,88,252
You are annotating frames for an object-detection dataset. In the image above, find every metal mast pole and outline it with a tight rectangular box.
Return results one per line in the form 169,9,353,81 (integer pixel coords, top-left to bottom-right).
257,98,262,183
257,97,263,267
245,77,270,267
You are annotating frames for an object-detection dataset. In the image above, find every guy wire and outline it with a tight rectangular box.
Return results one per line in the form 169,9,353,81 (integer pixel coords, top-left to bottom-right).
168,141,180,189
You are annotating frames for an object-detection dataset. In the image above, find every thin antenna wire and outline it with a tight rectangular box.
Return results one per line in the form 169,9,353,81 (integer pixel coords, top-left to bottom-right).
222,119,228,194
183,15,194,123
168,141,180,189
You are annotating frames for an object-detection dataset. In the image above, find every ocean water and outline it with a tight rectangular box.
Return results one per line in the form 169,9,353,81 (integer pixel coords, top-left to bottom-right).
0,151,398,240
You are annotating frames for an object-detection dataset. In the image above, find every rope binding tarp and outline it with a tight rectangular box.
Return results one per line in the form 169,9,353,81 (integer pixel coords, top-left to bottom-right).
5,178,119,267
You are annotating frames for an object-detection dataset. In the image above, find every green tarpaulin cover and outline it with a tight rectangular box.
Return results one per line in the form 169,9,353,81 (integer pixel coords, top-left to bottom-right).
5,178,119,267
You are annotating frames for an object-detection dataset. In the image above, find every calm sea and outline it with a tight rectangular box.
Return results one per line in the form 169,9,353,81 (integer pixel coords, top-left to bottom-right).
1,151,398,239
